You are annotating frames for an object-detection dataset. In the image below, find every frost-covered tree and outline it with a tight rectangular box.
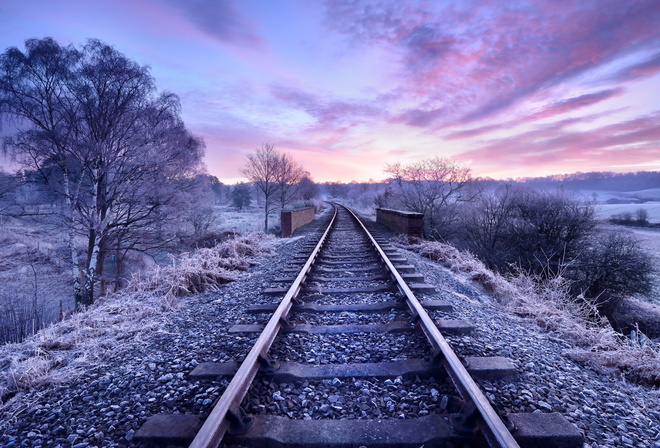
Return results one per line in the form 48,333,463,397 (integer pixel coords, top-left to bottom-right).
242,143,307,232
0,38,204,308
274,152,307,209
231,182,252,210
242,143,280,232
298,175,319,201
384,157,475,238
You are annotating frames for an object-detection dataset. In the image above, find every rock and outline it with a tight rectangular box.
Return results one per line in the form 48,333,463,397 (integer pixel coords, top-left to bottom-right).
537,401,553,412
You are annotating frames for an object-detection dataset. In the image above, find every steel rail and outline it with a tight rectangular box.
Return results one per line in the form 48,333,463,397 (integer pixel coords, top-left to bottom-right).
189,204,338,448
343,205,520,448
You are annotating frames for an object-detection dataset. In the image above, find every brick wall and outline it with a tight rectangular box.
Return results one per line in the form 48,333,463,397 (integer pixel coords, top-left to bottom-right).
376,208,424,238
281,207,316,237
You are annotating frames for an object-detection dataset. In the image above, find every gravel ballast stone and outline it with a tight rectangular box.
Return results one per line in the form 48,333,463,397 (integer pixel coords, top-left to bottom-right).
0,210,658,448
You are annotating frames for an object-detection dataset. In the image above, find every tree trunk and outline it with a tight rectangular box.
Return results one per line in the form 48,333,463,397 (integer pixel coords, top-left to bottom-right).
264,198,270,232
97,243,107,297
63,174,84,309
82,233,101,306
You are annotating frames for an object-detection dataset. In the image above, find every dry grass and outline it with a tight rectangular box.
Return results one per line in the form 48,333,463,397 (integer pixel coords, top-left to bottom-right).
0,291,172,410
0,232,275,416
396,236,660,386
127,232,275,298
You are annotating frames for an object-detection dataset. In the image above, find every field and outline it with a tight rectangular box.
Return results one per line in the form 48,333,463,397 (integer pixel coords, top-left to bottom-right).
0,205,279,343
581,187,660,222
0,217,73,343
596,203,660,222
215,205,279,234
629,227,660,304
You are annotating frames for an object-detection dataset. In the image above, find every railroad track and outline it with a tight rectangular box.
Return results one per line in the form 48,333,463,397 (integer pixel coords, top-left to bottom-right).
137,204,582,447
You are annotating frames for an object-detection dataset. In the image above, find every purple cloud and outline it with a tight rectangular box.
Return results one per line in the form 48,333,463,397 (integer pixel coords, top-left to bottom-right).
614,52,660,82
445,122,514,140
395,107,445,127
528,88,625,120
324,0,660,126
270,85,382,129
161,0,262,46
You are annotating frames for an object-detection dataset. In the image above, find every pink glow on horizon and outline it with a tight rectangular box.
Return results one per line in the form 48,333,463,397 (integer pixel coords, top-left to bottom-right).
1,0,660,183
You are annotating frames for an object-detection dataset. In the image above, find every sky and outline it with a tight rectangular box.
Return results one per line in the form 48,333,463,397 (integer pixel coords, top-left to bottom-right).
1,0,660,183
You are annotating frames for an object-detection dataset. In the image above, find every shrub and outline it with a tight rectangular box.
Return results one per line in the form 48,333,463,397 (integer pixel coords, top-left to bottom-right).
570,229,654,313
398,238,660,385
455,187,653,314
127,232,274,298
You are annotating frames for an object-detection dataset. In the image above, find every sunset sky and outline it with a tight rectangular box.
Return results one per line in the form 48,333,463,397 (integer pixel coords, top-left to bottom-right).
1,0,660,183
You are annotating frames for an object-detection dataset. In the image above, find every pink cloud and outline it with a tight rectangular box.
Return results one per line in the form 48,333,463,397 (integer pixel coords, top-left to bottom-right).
323,0,660,126
458,111,660,176
614,52,660,81
527,88,625,121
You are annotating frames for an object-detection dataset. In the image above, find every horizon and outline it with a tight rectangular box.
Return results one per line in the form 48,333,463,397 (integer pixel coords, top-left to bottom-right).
1,1,660,184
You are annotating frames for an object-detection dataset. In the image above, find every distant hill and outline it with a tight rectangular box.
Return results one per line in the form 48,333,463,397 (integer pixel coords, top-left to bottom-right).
509,171,660,193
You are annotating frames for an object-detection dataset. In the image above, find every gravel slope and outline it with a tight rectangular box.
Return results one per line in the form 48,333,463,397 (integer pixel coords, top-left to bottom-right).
1,213,659,448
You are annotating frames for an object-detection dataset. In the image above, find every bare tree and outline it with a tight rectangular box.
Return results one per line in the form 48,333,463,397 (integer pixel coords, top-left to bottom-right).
241,143,281,232
458,184,517,269
635,208,649,225
325,181,345,198
384,156,474,237
1,38,204,308
274,152,307,209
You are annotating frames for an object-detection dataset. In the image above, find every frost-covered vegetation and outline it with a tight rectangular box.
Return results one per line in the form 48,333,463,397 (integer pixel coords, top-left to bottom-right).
367,161,658,338
326,164,660,382
0,232,274,405
398,237,660,386
0,37,319,345
127,233,275,298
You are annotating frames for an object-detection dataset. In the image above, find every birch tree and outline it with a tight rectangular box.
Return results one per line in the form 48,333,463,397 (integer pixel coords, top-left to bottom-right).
1,38,204,308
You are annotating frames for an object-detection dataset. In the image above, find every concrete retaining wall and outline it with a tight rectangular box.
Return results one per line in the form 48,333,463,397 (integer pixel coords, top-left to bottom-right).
376,208,424,238
281,207,316,237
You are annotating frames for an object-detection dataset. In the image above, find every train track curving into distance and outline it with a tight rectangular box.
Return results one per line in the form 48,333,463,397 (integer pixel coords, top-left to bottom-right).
137,203,582,448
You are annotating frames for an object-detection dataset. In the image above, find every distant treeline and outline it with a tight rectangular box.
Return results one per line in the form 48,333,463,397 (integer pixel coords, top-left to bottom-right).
477,171,660,192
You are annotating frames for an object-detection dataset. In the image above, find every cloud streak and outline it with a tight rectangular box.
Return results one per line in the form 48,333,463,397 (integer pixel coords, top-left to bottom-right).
160,0,262,47
459,111,660,176
270,85,383,130
2,0,659,181
324,0,660,126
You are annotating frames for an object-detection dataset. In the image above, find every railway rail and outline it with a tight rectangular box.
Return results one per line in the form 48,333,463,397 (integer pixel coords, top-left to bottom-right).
137,203,582,447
